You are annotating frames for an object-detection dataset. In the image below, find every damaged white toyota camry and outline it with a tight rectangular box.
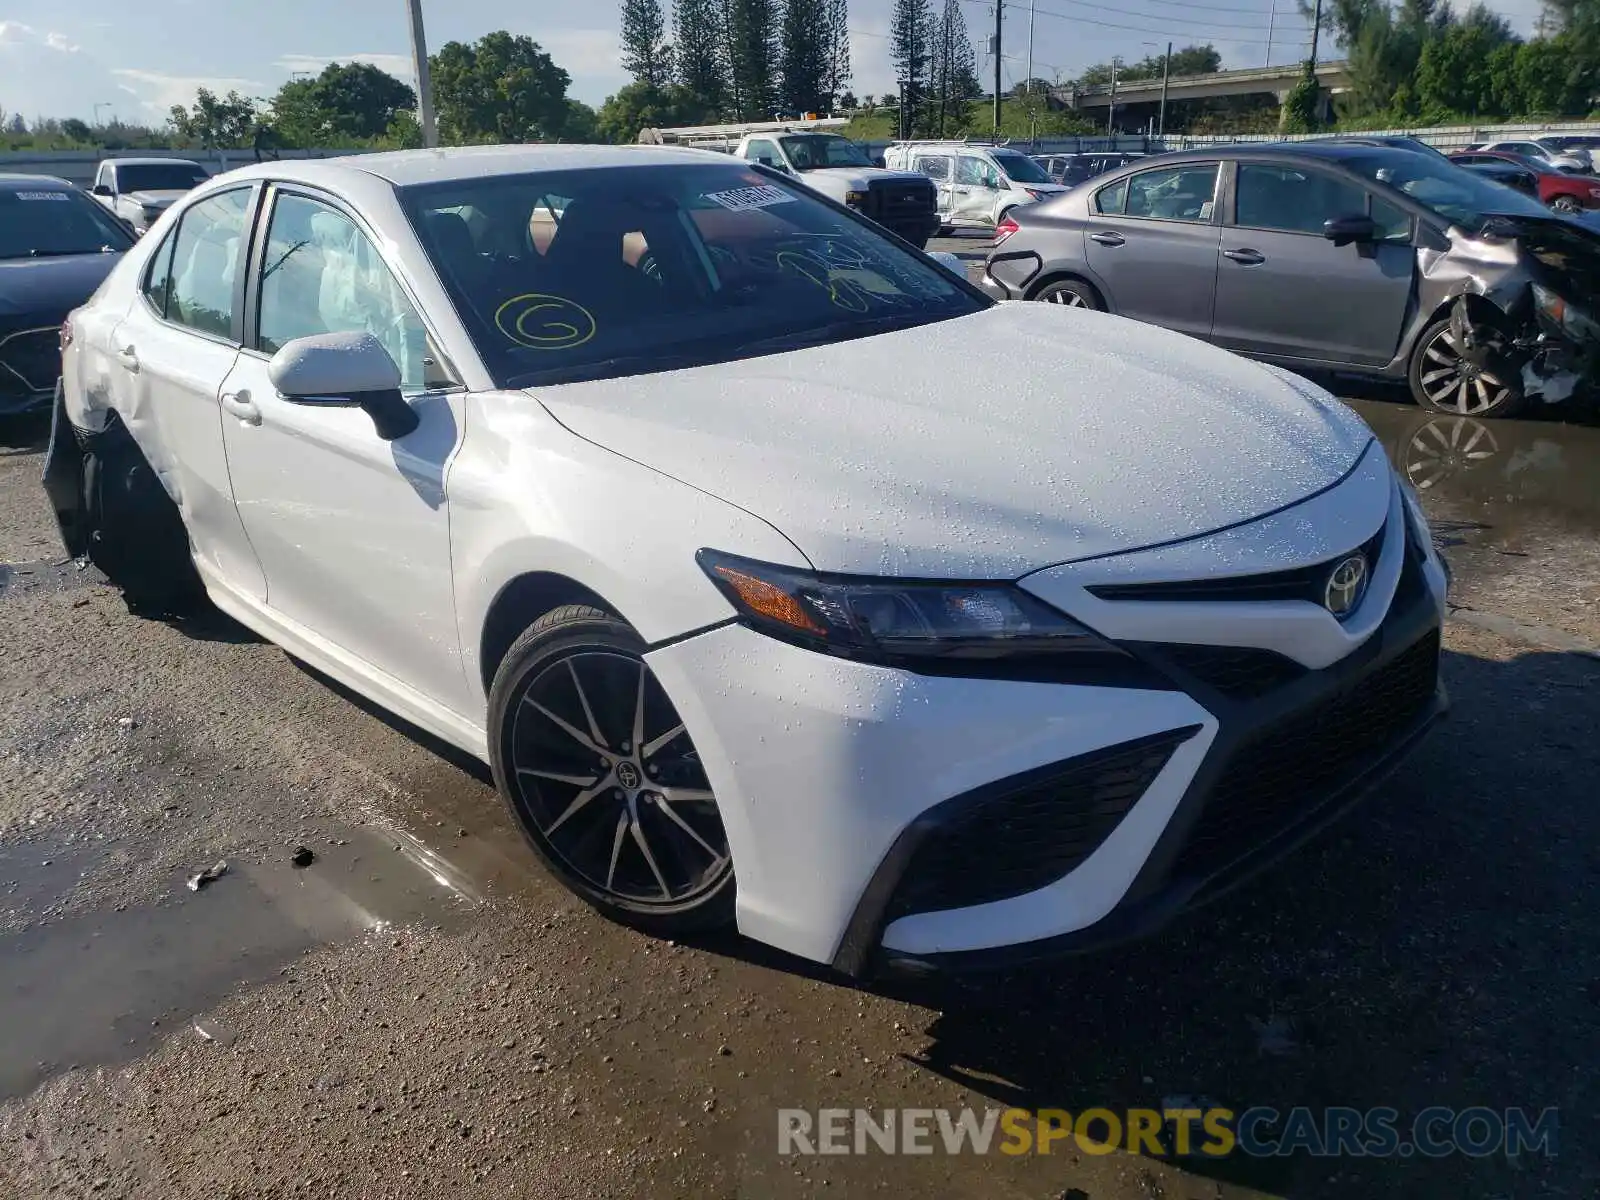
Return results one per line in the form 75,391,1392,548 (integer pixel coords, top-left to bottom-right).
46,145,1449,974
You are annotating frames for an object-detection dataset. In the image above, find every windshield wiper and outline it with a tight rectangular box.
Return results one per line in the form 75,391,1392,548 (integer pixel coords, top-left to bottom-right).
18,248,108,258
731,312,941,356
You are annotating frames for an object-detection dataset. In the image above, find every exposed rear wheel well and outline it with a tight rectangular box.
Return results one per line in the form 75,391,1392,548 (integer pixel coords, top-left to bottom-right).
479,572,613,692
1025,272,1106,306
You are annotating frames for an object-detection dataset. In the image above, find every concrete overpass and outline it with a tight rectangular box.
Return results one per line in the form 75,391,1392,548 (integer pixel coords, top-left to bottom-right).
1056,60,1351,111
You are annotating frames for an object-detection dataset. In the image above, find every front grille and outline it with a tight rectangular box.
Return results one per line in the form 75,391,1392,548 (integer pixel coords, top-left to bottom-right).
886,726,1198,920
1090,522,1388,606
1172,627,1440,884
867,179,936,238
0,326,63,397
1162,643,1306,699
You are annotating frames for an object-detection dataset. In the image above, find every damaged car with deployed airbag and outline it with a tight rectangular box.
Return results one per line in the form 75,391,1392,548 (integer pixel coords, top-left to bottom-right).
982,141,1600,418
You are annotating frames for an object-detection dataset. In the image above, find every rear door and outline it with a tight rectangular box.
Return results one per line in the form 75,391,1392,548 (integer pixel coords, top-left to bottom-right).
1081,161,1222,339
107,184,267,600
1212,160,1415,366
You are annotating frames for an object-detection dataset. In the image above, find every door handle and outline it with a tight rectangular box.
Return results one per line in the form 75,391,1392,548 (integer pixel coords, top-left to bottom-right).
1089,232,1126,246
220,389,262,426
115,345,139,373
1223,248,1266,265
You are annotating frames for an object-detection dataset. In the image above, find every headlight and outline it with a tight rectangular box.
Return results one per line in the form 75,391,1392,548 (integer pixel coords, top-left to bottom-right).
697,550,1134,671
844,190,868,207
1532,283,1600,341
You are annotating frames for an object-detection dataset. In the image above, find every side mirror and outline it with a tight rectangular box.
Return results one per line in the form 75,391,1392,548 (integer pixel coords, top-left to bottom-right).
1324,213,1379,247
92,183,113,197
267,331,418,442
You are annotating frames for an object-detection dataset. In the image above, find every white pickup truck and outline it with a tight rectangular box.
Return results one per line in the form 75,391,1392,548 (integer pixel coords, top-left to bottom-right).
89,158,209,236
640,122,940,249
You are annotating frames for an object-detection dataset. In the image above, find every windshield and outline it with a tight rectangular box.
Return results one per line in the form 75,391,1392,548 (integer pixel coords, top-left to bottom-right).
0,186,134,260
993,151,1052,185
779,135,874,170
116,163,207,192
1343,152,1549,228
400,164,984,388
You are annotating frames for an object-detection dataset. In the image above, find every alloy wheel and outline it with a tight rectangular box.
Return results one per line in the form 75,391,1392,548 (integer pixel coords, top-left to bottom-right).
1044,289,1088,307
1551,196,1581,214
507,650,729,907
1417,326,1514,415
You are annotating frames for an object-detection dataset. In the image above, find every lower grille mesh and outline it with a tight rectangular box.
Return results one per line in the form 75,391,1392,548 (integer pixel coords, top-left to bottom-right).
886,727,1197,920
1173,628,1441,883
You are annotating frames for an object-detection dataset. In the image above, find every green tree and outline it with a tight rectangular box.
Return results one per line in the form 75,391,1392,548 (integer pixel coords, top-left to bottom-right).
930,0,980,135
598,80,711,141
621,0,675,88
1279,60,1323,131
61,117,92,143
725,0,779,118
271,62,415,146
823,0,852,108
169,88,262,148
1414,8,1516,118
779,0,831,114
674,0,727,113
430,32,575,143
889,0,936,133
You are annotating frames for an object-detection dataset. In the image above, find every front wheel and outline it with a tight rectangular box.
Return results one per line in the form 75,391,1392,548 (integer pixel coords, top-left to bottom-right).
488,605,735,935
1408,315,1524,418
1031,278,1104,309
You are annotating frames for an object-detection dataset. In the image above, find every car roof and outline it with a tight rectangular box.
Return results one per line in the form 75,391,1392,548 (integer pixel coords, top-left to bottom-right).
1129,141,1427,167
0,173,76,190
101,157,204,167
210,143,739,190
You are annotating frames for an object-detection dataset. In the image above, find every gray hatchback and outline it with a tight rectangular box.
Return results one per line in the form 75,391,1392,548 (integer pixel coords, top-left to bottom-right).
981,142,1600,417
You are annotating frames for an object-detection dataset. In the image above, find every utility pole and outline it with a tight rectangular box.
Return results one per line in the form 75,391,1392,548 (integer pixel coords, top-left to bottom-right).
405,0,439,148
1265,7,1274,67
992,0,1004,132
1027,0,1036,102
1107,56,1119,138
1158,42,1171,137
1309,0,1322,71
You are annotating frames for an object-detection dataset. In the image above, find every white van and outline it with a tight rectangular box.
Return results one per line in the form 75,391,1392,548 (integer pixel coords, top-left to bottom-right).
882,141,1069,233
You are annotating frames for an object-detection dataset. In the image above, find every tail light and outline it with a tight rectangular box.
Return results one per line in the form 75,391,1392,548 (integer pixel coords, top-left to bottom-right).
994,215,1020,247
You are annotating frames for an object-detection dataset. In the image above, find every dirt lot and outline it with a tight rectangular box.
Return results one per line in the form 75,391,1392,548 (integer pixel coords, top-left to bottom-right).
2,388,1597,1200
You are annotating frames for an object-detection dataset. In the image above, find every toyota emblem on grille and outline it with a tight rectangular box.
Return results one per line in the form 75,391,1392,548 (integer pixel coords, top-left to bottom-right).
1324,553,1369,618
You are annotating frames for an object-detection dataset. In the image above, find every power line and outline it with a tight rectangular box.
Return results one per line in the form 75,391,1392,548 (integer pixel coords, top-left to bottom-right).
957,0,1307,44
1017,0,1307,34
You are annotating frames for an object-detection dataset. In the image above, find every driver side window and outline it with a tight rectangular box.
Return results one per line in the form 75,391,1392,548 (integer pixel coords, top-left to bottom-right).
745,139,782,169
956,157,991,188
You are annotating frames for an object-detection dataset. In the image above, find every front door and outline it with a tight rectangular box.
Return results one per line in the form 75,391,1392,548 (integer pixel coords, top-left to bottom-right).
108,184,266,600
1213,161,1416,366
217,186,472,713
1082,162,1223,339
952,155,1004,228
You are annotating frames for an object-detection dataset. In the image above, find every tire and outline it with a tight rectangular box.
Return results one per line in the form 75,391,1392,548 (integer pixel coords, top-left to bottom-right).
1407,314,1525,418
1550,195,1581,214
488,604,736,935
1031,278,1104,310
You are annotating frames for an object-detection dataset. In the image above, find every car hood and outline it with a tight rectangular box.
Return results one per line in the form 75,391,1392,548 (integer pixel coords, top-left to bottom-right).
802,167,932,189
124,189,189,207
534,304,1375,578
0,252,122,320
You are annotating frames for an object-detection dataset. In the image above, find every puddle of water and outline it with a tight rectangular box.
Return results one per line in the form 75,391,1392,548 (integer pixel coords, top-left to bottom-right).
0,822,481,1100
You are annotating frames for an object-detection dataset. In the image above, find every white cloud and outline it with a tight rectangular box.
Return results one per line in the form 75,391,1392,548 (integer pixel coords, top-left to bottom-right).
848,17,897,100
276,52,418,85
111,68,270,114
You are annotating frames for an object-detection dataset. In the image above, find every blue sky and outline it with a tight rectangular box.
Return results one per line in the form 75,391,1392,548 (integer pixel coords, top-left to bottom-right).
0,0,1546,125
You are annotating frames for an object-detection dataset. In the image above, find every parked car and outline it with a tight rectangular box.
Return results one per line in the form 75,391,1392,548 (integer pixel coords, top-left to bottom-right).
1032,152,1146,187
982,142,1600,417
44,145,1449,974
0,174,134,417
1466,138,1587,173
1531,134,1600,172
884,141,1069,233
1453,160,1542,199
90,158,209,235
1447,149,1600,213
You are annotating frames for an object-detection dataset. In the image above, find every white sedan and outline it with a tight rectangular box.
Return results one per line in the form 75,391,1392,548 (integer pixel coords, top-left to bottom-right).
47,145,1449,974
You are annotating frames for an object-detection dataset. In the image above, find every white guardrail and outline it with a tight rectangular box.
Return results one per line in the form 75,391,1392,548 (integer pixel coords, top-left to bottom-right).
0,147,366,188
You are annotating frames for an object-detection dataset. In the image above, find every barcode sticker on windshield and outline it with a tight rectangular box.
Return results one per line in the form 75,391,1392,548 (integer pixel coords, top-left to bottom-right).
703,185,796,212
15,191,71,202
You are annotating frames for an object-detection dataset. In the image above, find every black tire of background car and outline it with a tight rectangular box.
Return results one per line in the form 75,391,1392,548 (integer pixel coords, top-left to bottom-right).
1031,278,1105,310
487,605,737,935
78,412,208,616
1550,196,1581,213
1408,314,1526,419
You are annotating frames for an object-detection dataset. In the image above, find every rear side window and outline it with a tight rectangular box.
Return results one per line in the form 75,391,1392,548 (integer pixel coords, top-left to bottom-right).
165,189,252,339
1094,177,1128,214
1125,164,1219,222
142,227,178,316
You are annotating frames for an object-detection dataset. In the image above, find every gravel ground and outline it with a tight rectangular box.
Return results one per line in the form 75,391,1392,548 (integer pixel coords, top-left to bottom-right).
2,389,1598,1199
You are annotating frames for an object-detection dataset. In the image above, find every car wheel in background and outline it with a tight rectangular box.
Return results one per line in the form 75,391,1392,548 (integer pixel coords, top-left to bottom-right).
1031,279,1104,310
1408,314,1525,419
1550,195,1581,214
488,605,736,935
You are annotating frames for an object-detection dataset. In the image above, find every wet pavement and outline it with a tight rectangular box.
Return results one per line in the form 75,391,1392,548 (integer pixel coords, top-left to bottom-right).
2,390,1599,1198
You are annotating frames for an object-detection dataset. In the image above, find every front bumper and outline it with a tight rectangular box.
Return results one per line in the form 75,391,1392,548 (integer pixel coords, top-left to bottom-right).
648,477,1448,975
